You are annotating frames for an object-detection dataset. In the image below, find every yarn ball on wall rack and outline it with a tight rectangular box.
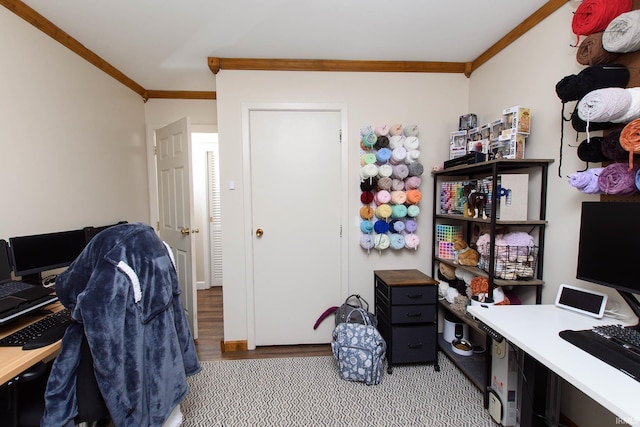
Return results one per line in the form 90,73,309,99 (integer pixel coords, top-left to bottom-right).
359,123,423,253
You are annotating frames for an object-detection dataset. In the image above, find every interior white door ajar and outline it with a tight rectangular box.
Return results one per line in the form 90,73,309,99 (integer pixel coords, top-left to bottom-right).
250,108,342,346
155,117,198,339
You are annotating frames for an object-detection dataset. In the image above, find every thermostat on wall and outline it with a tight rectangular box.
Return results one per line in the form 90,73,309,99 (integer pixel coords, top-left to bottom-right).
554,284,608,318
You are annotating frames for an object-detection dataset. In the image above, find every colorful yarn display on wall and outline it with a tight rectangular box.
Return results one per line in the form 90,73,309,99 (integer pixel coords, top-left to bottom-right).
359,124,423,253
558,0,640,188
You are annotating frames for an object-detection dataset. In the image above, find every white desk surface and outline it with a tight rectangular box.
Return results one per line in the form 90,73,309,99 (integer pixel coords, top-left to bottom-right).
467,304,640,427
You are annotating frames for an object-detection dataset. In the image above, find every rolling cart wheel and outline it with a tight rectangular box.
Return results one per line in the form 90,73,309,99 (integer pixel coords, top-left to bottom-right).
434,363,441,372
387,365,393,374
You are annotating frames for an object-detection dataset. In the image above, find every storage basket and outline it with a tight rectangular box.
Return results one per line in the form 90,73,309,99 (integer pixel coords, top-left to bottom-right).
436,225,462,243
438,241,456,259
478,244,538,280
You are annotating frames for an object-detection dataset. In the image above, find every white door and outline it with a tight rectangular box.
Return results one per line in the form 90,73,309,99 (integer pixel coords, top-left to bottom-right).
155,117,198,339
250,108,342,346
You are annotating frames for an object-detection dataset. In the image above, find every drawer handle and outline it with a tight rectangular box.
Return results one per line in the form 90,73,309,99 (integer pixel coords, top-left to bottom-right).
406,312,422,318
407,293,423,299
408,343,423,349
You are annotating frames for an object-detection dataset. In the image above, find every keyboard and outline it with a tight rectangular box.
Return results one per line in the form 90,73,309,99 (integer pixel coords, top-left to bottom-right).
0,281,35,298
0,308,72,350
560,324,640,382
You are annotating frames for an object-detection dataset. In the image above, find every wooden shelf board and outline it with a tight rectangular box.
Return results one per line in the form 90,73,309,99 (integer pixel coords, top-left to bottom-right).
435,257,544,287
435,214,547,225
432,158,554,177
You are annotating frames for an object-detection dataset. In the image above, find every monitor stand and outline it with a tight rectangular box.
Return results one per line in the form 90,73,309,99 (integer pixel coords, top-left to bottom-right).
20,273,43,286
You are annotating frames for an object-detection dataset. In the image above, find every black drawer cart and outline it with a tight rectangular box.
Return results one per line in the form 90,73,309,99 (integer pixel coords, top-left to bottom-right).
374,269,439,374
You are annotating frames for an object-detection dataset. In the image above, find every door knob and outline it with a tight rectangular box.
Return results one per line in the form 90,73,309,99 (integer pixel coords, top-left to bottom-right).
256,228,264,237
180,228,190,235
191,228,200,234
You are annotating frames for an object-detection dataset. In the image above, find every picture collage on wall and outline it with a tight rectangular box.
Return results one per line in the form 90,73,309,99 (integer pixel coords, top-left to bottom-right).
359,124,424,253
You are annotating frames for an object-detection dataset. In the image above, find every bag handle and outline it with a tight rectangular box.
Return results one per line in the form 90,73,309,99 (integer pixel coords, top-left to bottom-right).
346,308,372,326
344,294,369,312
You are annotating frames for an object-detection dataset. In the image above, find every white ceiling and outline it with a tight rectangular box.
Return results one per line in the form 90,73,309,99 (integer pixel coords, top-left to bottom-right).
20,0,552,92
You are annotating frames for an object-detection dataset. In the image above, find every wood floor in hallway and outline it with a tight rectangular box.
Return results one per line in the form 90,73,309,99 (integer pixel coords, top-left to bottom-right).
194,287,331,361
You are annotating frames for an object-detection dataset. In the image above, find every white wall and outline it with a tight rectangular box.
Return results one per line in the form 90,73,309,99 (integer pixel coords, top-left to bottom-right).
468,4,628,426
216,70,469,343
0,9,149,240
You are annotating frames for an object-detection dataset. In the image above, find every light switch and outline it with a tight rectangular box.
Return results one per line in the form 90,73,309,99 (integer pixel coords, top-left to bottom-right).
229,181,235,190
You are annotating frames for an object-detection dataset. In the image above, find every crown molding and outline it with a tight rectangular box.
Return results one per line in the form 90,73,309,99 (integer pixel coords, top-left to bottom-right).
143,90,217,102
207,57,468,75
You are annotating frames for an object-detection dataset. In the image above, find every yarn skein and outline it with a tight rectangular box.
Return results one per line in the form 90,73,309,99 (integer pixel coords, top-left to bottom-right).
376,177,391,191
602,10,640,53
577,137,609,162
391,178,405,191
374,135,389,150
555,64,629,103
577,87,632,123
619,118,640,170
568,168,604,194
360,220,374,234
361,132,377,149
576,33,620,65
571,104,617,132
612,87,640,123
404,234,420,250
572,0,633,37
598,162,639,194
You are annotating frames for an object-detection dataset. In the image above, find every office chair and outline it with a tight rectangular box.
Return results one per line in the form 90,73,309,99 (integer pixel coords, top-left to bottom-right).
40,222,201,427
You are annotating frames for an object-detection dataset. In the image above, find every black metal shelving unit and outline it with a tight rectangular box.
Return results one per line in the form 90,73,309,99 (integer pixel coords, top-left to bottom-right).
431,158,553,396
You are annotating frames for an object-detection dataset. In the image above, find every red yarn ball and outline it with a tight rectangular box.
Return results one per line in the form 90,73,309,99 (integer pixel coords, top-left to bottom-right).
572,0,632,37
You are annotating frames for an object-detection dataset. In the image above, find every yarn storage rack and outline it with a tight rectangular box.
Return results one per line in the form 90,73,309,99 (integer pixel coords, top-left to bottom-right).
431,158,552,395
570,1,640,203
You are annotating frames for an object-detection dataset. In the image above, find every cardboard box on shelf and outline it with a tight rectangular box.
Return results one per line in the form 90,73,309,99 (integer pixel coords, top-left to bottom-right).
459,113,477,131
480,123,491,140
491,129,525,160
468,139,489,155
489,119,504,141
467,127,489,154
450,130,468,160
502,106,531,135
497,174,529,221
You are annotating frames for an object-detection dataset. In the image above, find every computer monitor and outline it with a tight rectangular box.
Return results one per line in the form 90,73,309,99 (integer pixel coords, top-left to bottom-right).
83,221,128,243
576,201,640,325
9,229,87,284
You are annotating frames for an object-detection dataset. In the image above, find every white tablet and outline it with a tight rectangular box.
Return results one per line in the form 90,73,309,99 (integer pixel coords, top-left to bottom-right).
555,284,608,318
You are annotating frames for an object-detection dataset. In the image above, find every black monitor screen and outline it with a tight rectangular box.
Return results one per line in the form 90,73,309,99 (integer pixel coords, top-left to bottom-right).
9,230,87,279
576,202,640,295
0,240,11,282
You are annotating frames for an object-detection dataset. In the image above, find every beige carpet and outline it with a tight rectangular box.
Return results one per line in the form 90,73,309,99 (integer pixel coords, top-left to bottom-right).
180,355,494,426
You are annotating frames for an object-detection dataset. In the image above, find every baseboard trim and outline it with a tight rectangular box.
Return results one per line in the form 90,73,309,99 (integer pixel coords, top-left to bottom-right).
221,340,248,352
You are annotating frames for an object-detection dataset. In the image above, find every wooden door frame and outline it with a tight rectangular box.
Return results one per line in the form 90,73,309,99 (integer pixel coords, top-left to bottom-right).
241,103,349,349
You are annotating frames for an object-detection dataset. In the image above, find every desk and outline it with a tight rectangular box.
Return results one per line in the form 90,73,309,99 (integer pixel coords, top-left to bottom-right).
0,303,64,427
0,303,63,385
467,304,640,427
